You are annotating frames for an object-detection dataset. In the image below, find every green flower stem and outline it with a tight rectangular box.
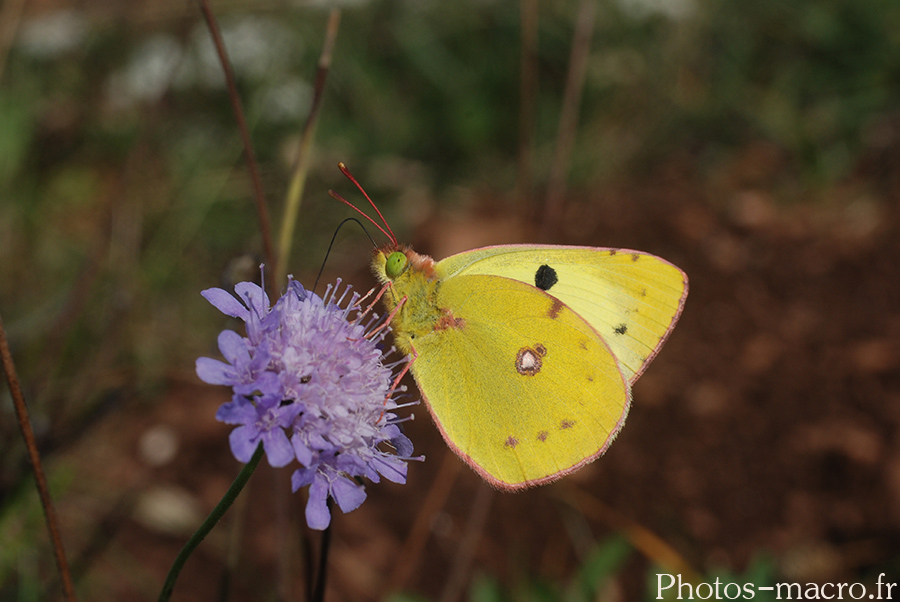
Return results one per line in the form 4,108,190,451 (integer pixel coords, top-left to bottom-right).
277,130,315,284
275,8,340,286
157,444,264,602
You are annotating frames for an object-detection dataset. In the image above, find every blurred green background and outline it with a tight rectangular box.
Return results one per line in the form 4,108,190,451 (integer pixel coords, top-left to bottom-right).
2,0,900,600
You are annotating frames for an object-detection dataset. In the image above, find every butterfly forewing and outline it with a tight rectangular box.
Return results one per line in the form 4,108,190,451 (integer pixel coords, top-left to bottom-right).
435,245,688,383
409,273,631,489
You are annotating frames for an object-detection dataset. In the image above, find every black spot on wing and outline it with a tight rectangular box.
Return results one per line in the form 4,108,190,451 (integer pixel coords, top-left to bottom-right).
534,264,558,291
614,323,628,335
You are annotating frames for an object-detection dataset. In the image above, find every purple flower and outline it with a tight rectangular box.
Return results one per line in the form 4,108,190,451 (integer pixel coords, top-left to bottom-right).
197,275,417,529
215,393,300,467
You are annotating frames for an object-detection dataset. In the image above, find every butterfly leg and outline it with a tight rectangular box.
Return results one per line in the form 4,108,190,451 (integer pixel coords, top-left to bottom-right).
378,342,417,423
365,293,407,341
349,283,402,341
356,281,392,317
385,343,416,400
352,286,377,310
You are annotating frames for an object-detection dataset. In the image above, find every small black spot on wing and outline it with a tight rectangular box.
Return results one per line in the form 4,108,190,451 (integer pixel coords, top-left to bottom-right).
534,264,558,291
614,323,628,335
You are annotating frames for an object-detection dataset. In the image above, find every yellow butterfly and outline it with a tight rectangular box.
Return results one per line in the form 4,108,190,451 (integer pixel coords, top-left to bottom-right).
334,167,688,490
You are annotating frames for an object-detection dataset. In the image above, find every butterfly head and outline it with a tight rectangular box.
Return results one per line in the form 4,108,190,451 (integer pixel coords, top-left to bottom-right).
373,245,436,284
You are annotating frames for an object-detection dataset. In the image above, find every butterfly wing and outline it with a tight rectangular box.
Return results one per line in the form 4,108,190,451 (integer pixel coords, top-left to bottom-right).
409,272,630,490
435,245,688,384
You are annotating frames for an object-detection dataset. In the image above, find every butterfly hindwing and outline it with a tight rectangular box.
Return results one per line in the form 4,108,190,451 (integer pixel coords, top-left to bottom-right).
408,273,630,489
435,245,688,383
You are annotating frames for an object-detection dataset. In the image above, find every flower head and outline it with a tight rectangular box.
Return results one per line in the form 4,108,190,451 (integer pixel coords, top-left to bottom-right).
197,275,416,529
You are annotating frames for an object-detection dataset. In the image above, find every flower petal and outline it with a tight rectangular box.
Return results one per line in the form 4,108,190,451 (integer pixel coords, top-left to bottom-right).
262,428,295,468
390,432,415,458
371,454,408,484
286,279,308,301
196,357,236,385
252,371,283,399
235,282,269,318
229,426,261,463
305,474,331,530
218,330,250,366
291,467,315,490
331,475,367,514
202,288,249,320
215,397,257,424
291,434,314,467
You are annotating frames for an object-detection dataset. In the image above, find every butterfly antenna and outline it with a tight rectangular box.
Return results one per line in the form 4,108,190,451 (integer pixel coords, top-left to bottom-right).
328,189,394,244
337,162,398,246
313,217,378,293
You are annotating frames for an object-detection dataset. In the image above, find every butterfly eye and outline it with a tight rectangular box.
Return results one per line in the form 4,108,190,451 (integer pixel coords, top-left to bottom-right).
385,251,409,279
